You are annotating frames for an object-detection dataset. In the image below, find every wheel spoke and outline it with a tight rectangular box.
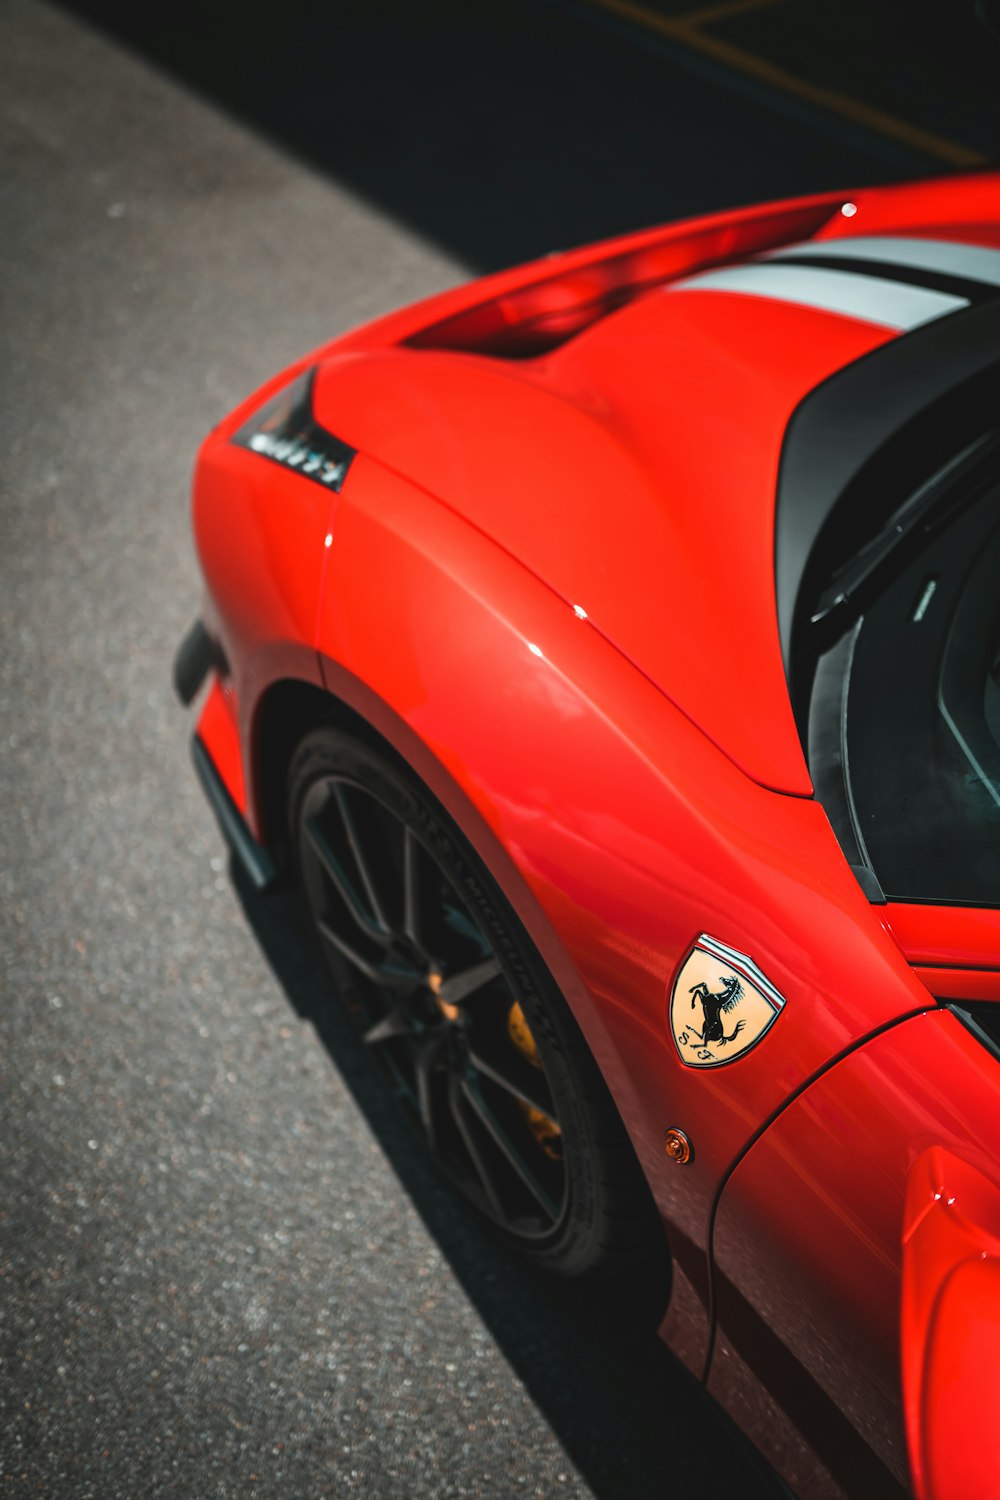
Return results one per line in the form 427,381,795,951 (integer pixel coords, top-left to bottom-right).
402,826,422,949
448,1076,506,1220
300,764,568,1243
317,918,423,989
305,817,391,945
466,1048,554,1117
442,902,489,950
331,782,391,933
460,1074,559,1222
437,956,502,1006
362,1003,417,1047
414,1032,447,1149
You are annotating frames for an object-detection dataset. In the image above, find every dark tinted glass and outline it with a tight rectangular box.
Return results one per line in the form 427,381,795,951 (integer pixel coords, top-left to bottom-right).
808,477,1000,905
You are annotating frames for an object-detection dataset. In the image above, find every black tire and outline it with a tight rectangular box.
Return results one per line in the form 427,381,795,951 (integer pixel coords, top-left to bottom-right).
288,724,664,1278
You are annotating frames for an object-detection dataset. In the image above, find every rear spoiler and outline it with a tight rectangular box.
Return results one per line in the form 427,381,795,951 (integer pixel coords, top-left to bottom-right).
403,198,844,358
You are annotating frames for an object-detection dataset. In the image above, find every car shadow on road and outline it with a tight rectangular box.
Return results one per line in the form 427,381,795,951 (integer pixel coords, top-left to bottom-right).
58,0,901,275
232,863,785,1500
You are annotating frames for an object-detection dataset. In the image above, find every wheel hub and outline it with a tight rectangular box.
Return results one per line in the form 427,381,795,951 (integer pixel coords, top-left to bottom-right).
297,764,569,1239
428,968,461,1023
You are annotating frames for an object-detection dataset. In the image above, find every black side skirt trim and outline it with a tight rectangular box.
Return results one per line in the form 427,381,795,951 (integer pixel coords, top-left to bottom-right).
190,735,277,891
173,618,216,706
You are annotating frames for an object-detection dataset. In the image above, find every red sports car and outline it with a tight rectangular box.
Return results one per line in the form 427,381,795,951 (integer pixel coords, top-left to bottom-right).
176,173,1000,1500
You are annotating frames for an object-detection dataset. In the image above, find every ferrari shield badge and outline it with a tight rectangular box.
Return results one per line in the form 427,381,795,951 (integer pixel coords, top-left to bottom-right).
669,934,786,1068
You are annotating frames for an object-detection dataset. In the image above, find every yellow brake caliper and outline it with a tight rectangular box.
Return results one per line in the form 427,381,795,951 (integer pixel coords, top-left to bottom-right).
507,1001,562,1162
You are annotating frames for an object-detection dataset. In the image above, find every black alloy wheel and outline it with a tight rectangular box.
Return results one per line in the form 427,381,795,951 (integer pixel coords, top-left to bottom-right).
288,726,663,1276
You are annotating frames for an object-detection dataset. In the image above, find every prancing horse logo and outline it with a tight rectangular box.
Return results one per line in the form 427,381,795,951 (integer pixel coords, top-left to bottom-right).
687,974,746,1048
669,935,785,1068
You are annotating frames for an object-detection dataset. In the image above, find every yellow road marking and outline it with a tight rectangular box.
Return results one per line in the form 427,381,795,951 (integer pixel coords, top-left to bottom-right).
582,0,988,168
674,0,786,26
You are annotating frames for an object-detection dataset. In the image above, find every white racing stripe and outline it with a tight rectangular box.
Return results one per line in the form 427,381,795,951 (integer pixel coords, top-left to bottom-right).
766,234,1000,288
666,262,967,330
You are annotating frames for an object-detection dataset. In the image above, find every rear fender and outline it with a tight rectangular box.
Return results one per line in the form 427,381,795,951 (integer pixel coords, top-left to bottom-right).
314,454,931,1368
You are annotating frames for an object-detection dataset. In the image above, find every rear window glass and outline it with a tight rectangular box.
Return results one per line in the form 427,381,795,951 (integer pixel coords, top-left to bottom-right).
807,477,1000,905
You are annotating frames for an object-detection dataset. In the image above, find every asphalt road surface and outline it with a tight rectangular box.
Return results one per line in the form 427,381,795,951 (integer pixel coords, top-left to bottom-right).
2,2,996,1497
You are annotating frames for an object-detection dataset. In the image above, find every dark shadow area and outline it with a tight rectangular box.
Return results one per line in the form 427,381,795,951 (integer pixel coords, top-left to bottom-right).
232,862,787,1500
57,0,918,273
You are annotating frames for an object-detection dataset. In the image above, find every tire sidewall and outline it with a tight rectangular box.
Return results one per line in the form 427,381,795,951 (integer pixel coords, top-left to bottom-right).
288,725,641,1276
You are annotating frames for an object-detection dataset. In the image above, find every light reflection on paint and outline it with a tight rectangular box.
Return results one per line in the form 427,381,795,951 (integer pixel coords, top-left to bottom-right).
527,642,543,658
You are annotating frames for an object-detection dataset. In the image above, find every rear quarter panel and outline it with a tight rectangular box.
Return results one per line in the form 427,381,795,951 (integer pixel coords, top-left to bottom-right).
709,1007,1000,1500
314,453,933,1370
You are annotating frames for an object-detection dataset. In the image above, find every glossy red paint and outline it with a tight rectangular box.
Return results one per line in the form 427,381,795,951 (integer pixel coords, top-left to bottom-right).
710,1009,1000,1499
192,426,333,822
911,967,1000,1003
312,296,890,797
314,453,930,1311
196,675,246,816
903,1147,1000,1500
330,190,853,355
183,173,1000,1498
806,173,1000,249
325,173,1000,359
887,901,1000,970
402,198,842,358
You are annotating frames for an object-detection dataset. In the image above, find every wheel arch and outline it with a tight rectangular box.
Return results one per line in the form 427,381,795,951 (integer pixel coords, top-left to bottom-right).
252,675,363,857
250,664,602,1060
250,658,672,1266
